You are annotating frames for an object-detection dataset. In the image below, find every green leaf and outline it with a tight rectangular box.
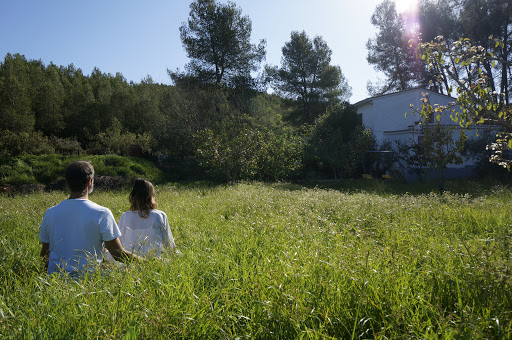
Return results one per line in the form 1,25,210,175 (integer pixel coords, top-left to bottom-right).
509,139,512,149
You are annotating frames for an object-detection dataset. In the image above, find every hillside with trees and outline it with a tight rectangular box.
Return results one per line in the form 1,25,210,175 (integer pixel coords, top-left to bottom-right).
0,0,365,183
1,0,510,183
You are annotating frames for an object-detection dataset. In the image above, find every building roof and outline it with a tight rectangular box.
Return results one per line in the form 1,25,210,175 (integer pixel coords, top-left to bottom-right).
353,87,455,108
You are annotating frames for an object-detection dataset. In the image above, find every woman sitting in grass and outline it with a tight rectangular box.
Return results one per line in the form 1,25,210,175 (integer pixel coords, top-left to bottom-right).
116,178,176,258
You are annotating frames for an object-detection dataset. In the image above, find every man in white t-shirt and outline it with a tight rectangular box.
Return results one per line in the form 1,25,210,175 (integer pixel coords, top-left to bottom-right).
39,161,141,277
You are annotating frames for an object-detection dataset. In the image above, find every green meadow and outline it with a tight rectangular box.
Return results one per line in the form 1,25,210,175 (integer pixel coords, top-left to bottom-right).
0,181,511,338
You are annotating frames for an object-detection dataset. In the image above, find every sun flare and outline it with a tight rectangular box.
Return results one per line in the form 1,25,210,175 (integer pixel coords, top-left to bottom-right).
394,0,419,13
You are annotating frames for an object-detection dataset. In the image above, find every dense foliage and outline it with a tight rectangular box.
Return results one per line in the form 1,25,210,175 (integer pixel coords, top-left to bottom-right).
0,54,161,156
3,0,511,182
367,0,512,97
0,155,166,186
304,103,376,179
0,0,368,182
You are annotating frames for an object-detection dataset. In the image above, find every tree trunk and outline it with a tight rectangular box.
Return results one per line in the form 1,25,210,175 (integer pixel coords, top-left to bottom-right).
438,166,445,194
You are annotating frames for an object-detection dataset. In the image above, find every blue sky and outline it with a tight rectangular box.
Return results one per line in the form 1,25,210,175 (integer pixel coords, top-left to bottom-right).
1,0,384,102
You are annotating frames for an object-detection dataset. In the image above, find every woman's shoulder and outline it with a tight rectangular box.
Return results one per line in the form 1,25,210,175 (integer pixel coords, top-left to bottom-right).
149,209,167,217
120,210,138,217
119,210,142,221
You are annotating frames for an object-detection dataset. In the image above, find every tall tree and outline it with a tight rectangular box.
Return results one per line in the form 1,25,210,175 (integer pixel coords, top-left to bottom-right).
366,0,423,95
457,0,512,103
0,53,35,132
419,0,459,43
367,0,512,97
34,63,65,135
266,31,351,124
176,0,266,86
61,66,95,141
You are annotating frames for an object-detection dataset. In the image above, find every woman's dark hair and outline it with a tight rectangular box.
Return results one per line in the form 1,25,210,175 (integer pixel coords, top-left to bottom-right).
129,178,157,218
66,161,94,192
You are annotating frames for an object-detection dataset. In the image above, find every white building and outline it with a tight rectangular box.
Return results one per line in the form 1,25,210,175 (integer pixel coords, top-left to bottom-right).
354,88,497,181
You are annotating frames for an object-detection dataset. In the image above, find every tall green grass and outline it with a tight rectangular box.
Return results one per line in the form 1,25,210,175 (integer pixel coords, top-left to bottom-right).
0,181,510,338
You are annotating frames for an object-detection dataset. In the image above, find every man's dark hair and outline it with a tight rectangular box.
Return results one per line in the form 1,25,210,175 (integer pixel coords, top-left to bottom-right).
66,161,94,192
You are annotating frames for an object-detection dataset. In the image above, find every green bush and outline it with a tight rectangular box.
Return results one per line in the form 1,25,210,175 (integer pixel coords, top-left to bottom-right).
304,104,376,179
0,130,55,157
0,158,36,185
194,120,303,182
23,155,67,183
0,155,166,186
86,119,154,156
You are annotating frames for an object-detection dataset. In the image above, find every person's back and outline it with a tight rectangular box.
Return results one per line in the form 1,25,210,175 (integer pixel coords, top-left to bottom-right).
40,198,118,275
39,161,142,277
118,209,175,257
116,178,176,258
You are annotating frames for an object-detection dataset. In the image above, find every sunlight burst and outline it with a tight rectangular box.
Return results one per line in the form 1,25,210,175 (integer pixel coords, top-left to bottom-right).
394,0,419,14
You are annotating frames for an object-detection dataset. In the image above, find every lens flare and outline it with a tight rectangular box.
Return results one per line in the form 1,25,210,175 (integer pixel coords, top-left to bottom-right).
395,0,420,40
394,0,419,14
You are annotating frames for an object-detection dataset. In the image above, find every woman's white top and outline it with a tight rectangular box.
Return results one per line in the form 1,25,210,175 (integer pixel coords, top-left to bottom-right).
117,209,176,257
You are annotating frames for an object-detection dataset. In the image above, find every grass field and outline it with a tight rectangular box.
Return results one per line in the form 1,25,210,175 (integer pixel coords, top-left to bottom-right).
0,180,511,338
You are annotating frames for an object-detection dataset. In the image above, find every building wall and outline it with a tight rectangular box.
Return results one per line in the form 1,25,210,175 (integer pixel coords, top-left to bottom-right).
356,88,456,145
355,88,498,180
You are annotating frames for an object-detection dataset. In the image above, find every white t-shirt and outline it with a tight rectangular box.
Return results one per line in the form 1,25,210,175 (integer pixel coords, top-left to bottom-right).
39,199,121,276
117,209,175,257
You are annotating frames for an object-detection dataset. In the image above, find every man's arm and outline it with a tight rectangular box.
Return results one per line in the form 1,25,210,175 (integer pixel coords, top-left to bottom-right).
40,242,49,271
104,237,144,262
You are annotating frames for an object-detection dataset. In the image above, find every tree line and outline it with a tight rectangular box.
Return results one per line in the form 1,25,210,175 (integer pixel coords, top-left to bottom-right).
0,0,369,182
1,0,509,182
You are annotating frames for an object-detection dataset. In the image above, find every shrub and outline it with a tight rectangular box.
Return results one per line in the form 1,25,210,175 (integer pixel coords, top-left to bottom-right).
0,155,166,186
0,130,54,157
194,121,303,182
86,118,154,156
304,104,376,179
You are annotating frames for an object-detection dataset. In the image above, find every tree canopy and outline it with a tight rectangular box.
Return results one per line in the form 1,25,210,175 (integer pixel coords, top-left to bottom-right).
8,0,512,182
367,0,512,97
366,0,422,95
266,31,351,124
176,0,266,87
